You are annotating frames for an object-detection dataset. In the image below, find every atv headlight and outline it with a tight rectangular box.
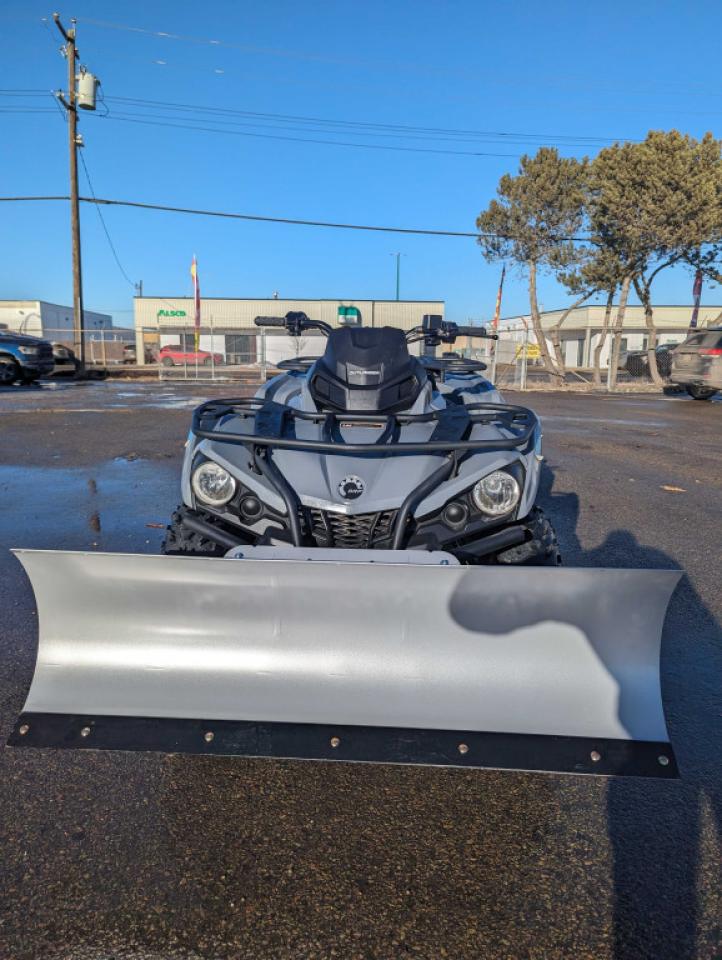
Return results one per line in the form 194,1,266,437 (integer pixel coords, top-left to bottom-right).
18,346,39,355
472,470,520,516
192,461,236,506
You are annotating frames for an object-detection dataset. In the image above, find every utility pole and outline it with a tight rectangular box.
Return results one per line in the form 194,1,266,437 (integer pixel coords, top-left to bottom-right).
53,13,100,370
390,252,401,300
135,280,143,298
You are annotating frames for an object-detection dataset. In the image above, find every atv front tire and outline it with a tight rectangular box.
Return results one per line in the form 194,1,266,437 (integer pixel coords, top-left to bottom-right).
495,507,561,566
161,507,228,558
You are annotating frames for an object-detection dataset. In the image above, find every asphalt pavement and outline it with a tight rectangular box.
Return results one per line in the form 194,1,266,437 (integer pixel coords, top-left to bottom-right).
0,380,720,960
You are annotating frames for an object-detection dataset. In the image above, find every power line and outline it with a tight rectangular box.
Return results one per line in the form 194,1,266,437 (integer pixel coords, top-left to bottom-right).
91,114,524,158
0,107,57,113
73,15,430,71
78,151,136,288
99,107,605,148
69,15,722,99
0,89,630,147
104,95,622,146
0,195,70,202
0,194,591,241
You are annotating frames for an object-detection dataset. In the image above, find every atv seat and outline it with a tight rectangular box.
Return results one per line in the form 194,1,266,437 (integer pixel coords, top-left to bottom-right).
309,326,425,412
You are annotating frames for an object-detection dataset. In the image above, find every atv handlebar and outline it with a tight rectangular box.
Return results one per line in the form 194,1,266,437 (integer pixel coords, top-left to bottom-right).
406,318,499,347
253,312,498,344
254,316,287,327
453,325,499,341
254,312,333,336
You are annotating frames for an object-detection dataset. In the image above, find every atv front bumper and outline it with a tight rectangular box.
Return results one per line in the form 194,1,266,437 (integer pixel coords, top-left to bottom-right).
173,503,553,564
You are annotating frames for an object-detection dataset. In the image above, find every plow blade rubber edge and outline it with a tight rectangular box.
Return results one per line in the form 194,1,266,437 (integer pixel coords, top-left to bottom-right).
8,550,680,777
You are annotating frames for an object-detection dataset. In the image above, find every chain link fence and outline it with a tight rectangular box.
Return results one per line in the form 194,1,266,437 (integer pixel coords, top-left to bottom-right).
483,325,684,389
24,322,686,390
154,326,329,383
33,324,329,384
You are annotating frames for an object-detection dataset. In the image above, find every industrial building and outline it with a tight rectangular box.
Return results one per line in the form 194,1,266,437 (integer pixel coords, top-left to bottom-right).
133,297,445,364
498,304,722,368
0,300,112,342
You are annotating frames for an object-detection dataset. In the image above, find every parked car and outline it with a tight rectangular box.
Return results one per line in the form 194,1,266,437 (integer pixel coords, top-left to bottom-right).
51,342,80,376
624,343,677,378
0,330,55,384
123,344,156,365
669,327,722,399
157,344,224,367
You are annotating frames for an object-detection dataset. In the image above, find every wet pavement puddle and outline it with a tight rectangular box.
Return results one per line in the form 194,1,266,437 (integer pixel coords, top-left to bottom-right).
0,459,177,555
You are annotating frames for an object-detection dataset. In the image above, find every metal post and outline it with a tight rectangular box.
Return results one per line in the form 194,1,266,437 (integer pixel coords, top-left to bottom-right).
54,14,85,370
521,324,529,391
260,327,267,382
491,339,498,385
607,330,613,389
390,253,401,301
210,314,215,381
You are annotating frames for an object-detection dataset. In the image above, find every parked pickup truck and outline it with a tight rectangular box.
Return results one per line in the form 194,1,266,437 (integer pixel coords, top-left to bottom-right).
0,330,55,385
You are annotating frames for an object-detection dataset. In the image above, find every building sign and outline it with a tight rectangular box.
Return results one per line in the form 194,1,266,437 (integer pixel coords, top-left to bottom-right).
338,305,361,325
515,342,541,360
157,309,187,319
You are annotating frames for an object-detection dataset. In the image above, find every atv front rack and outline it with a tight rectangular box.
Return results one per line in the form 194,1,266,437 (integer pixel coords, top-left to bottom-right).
191,397,539,455
191,398,540,549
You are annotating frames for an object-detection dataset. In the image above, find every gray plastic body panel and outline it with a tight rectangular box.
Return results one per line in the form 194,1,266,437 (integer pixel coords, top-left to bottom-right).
13,550,679,744
181,372,542,521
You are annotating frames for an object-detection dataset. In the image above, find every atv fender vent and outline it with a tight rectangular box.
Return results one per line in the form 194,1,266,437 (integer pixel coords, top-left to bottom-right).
308,509,397,548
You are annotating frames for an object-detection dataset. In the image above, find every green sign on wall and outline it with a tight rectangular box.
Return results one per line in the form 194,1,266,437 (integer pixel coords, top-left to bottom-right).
157,309,187,319
338,305,361,325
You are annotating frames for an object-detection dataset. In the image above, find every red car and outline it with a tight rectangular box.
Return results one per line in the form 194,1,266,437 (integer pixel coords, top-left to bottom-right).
157,344,224,367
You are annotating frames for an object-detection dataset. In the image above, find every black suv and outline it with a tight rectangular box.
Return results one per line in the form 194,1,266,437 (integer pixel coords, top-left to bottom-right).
0,330,55,385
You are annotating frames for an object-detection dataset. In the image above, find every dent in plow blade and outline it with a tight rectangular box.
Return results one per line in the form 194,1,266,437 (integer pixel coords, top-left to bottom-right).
8,550,681,778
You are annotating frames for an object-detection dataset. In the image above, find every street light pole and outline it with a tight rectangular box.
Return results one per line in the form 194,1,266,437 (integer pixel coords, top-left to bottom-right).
390,252,401,301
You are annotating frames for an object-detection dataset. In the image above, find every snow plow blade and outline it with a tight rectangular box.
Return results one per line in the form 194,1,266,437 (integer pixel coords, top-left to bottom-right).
8,550,680,778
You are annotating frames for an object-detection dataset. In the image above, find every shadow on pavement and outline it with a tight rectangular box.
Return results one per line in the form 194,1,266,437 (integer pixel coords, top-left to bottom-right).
539,463,722,960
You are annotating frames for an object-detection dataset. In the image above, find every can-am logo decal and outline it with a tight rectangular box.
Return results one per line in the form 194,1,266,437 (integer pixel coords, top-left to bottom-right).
338,475,365,500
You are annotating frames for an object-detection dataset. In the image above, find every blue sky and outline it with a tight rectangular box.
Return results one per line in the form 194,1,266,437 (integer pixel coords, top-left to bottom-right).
2,0,721,326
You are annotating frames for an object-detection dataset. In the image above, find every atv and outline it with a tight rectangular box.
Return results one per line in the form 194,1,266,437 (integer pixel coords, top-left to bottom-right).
163,312,558,567
8,313,680,778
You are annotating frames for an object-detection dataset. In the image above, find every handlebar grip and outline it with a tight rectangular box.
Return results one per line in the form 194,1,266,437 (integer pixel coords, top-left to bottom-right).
454,325,492,338
254,316,287,327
